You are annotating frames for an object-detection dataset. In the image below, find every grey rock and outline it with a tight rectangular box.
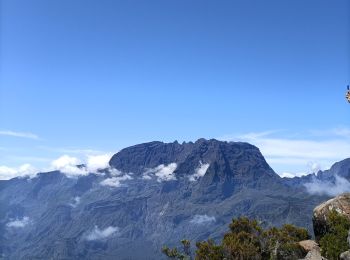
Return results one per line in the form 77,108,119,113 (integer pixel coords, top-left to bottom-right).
340,251,350,260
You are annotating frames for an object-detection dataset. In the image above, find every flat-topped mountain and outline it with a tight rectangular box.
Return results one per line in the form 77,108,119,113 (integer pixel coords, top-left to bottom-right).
0,139,333,259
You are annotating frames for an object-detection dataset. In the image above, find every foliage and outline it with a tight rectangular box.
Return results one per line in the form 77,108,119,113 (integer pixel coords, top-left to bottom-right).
162,239,192,260
195,239,224,260
162,217,310,260
319,210,350,260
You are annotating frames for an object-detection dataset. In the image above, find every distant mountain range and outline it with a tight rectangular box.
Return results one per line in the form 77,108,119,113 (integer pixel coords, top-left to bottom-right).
0,139,347,259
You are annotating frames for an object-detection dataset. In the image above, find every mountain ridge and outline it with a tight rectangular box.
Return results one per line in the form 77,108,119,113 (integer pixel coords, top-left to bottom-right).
0,138,338,259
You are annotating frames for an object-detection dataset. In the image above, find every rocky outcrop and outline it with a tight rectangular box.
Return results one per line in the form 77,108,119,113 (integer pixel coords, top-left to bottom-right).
299,240,327,260
313,193,350,241
299,240,319,252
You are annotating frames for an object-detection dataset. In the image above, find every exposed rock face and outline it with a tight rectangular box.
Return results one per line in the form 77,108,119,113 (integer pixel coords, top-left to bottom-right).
299,240,319,252
341,251,350,260
0,139,328,259
313,193,350,241
302,248,326,260
299,240,327,260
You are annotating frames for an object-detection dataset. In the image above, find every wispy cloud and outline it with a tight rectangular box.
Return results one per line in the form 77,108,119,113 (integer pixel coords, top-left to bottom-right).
189,161,210,181
143,163,177,182
0,130,39,140
100,175,133,187
85,225,119,241
304,175,350,196
219,128,350,177
69,196,81,208
190,215,216,225
6,217,31,228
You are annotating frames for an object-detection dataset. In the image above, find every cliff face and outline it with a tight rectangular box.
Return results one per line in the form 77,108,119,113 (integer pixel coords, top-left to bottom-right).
0,139,326,259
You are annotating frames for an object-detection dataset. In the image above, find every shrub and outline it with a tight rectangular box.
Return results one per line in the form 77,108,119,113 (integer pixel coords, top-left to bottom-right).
162,216,310,260
319,210,350,260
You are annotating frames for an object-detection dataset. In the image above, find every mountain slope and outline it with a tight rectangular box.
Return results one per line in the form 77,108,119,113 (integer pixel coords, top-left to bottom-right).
0,139,328,259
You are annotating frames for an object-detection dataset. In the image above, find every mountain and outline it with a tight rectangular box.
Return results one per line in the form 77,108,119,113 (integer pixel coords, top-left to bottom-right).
0,139,330,259
283,158,350,189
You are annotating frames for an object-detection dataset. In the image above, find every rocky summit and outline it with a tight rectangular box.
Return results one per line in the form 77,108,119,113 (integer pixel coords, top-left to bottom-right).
0,139,333,259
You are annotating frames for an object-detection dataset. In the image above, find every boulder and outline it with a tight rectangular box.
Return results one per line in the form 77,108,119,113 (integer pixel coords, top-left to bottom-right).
313,193,350,241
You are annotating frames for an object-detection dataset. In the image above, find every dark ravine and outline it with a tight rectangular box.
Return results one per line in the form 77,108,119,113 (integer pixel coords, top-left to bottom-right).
0,139,344,259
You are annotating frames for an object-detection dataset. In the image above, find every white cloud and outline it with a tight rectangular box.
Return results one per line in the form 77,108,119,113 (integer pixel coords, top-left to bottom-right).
50,154,113,177
190,215,216,225
143,163,177,182
51,155,88,177
100,175,132,187
142,174,152,180
86,154,111,172
189,161,210,181
51,155,81,169
85,225,119,241
110,168,123,176
6,217,30,228
220,129,350,177
0,164,37,180
0,152,114,180
279,172,308,178
0,130,39,140
304,175,350,196
69,196,81,208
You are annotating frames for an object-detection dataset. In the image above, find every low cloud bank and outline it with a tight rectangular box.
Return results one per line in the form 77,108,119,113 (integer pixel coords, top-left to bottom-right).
6,216,30,228
189,161,210,181
190,214,216,225
85,225,119,241
304,175,350,196
143,163,177,182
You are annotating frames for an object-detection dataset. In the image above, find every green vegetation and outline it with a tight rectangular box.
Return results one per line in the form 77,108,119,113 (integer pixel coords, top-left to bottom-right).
319,210,350,260
162,217,310,260
162,239,192,260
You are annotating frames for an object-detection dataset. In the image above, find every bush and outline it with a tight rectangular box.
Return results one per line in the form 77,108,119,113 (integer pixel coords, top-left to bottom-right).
195,239,224,260
162,216,310,260
319,210,350,260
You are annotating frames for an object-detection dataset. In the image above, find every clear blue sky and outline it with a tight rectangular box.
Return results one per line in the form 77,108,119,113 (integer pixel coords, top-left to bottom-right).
0,0,349,176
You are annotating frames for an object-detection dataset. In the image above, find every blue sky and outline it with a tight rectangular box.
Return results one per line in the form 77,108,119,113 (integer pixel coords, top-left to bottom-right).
0,0,349,178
